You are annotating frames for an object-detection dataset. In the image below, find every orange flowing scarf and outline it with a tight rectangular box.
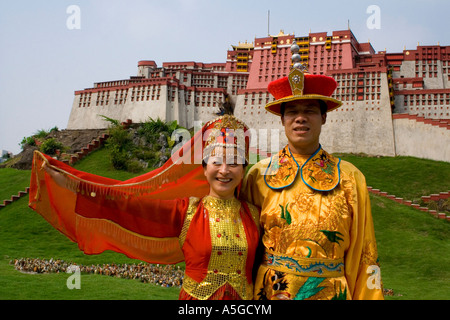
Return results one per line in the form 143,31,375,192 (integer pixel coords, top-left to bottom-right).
29,128,210,264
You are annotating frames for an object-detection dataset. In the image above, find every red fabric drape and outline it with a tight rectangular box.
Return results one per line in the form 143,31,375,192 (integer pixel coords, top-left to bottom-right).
29,128,211,264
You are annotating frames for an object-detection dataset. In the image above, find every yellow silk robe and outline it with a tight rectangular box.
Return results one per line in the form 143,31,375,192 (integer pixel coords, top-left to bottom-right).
242,145,384,300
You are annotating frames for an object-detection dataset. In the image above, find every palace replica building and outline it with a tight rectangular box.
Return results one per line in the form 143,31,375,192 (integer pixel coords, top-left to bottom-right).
67,29,450,162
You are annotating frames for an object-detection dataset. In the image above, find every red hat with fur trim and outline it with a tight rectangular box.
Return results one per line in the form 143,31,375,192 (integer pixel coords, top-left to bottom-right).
265,42,342,116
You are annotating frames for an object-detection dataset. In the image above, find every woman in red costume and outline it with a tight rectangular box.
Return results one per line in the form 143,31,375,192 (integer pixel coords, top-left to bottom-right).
28,115,260,300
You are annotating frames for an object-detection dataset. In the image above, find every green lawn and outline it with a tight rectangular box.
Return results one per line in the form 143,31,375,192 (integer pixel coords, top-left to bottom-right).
0,257,180,300
0,152,449,300
0,168,31,200
337,154,450,202
73,147,152,181
0,147,180,299
0,199,180,300
370,194,449,299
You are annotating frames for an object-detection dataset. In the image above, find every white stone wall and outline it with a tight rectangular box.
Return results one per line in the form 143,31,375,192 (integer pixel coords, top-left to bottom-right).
67,87,169,129
66,62,450,162
393,117,450,162
320,100,396,156
321,72,396,156
398,60,415,78
67,87,450,162
234,95,397,157
234,96,287,155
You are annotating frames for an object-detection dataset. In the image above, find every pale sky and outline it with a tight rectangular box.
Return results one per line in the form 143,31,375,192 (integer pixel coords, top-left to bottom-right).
1,0,448,154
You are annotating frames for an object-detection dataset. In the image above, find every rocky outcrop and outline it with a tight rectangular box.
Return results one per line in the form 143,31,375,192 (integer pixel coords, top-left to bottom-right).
1,129,108,170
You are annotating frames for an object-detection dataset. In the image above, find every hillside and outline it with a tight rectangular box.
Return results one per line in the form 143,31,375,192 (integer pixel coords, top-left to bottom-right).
1,128,107,170
0,131,449,300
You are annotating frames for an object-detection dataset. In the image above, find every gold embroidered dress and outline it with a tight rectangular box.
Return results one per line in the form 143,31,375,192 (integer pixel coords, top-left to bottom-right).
242,145,383,300
179,196,260,300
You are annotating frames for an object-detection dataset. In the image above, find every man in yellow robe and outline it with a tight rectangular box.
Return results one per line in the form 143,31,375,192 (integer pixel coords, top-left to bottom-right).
241,42,384,300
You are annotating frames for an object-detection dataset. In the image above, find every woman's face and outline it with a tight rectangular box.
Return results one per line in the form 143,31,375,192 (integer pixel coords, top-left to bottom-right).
203,154,245,200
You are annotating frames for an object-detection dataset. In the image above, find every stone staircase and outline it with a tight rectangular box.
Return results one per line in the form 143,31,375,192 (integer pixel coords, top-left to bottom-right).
0,120,134,210
393,113,450,130
62,119,132,165
368,186,450,221
61,132,110,165
0,187,30,209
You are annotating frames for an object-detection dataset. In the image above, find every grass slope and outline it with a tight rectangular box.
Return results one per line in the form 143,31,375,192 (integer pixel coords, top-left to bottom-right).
337,154,450,201
0,200,180,300
72,146,150,180
0,149,448,300
370,195,449,299
0,168,31,201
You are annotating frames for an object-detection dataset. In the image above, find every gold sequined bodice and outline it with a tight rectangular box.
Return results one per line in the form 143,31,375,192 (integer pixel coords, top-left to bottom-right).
204,196,248,275
181,196,253,300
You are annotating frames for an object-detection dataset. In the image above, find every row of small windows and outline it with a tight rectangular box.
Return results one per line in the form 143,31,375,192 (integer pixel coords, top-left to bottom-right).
415,62,449,78
95,80,129,88
404,93,450,99
78,87,161,107
241,92,384,105
257,75,287,82
80,89,229,107
335,87,381,94
186,91,225,107
311,48,344,57
403,94,450,106
338,94,382,101
80,89,450,108
397,105,450,118
334,72,382,80
415,47,450,61
312,64,343,72
415,72,441,78
78,92,92,108
231,75,248,94
243,92,273,105
337,79,382,87
261,46,290,60
131,85,161,102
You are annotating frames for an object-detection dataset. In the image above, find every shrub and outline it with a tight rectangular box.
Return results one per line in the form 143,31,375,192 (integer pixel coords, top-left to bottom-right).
107,125,133,150
99,115,120,126
102,117,186,172
109,145,129,170
138,118,182,144
20,136,36,149
167,136,176,149
126,160,144,173
105,121,135,171
40,138,65,155
34,129,49,139
133,149,155,161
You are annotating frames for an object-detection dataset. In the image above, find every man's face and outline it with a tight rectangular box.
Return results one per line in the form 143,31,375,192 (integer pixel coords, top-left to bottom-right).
281,99,327,155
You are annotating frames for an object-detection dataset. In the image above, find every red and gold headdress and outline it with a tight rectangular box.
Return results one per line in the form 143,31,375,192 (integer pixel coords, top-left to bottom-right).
202,114,250,165
265,41,342,116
